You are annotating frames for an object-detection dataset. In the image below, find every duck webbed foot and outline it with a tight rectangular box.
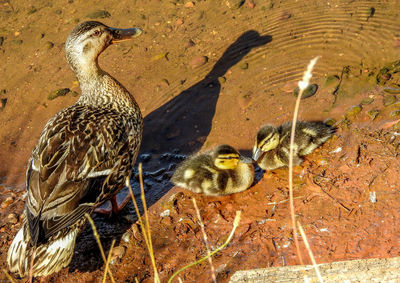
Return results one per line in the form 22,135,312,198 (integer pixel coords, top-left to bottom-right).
94,193,131,216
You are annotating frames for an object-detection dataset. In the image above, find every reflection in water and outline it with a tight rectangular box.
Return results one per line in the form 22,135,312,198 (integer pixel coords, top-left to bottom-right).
141,30,272,154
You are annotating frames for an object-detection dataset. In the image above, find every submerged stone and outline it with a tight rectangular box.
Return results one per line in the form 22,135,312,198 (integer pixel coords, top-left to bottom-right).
86,10,111,19
390,110,400,118
383,94,397,106
345,105,362,119
48,88,70,100
383,84,400,94
293,84,318,99
361,97,374,105
367,110,380,120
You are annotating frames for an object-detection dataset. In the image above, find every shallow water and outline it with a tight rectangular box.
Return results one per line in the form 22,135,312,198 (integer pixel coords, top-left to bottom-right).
1,0,400,281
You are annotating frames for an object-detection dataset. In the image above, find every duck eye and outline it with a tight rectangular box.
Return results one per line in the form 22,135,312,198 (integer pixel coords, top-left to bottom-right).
92,30,101,37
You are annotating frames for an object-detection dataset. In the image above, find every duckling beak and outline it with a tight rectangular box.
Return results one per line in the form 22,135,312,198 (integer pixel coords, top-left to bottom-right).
109,27,142,43
240,155,254,164
252,147,262,162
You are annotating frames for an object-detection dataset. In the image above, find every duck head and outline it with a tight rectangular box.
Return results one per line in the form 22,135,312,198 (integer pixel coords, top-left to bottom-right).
65,21,142,76
213,144,252,170
253,125,279,161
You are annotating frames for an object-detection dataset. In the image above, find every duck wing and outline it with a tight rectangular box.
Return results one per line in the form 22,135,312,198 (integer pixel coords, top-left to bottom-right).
25,104,142,244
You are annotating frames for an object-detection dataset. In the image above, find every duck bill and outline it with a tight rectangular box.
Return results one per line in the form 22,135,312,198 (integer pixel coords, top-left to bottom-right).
110,27,142,43
252,147,262,162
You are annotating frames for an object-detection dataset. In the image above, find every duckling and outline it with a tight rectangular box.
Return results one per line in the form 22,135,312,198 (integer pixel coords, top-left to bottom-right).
171,144,254,196
7,21,143,277
253,121,335,170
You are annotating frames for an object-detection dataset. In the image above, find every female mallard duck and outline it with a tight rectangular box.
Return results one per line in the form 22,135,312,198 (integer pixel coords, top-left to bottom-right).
171,144,254,196
253,121,335,170
7,21,143,277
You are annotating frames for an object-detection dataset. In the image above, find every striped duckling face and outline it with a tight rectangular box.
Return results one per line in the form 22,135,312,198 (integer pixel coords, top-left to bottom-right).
253,125,280,161
213,144,251,170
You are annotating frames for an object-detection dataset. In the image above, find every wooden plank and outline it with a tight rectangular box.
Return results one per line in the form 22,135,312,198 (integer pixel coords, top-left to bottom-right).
230,257,400,282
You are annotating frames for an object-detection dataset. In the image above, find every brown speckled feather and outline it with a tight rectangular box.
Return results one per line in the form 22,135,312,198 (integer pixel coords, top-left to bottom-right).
26,105,142,242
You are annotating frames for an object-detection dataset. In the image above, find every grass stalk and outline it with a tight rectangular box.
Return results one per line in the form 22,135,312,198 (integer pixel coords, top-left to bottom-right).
168,210,242,283
29,248,35,283
288,56,320,265
102,239,116,283
297,221,324,282
2,268,16,283
85,213,115,283
126,164,160,283
192,198,217,283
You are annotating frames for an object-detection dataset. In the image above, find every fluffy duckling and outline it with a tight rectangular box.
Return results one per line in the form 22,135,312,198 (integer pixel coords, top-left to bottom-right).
253,121,335,170
171,145,254,196
7,21,143,277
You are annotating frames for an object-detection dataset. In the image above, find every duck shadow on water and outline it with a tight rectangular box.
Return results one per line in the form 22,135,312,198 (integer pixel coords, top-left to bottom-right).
68,30,271,273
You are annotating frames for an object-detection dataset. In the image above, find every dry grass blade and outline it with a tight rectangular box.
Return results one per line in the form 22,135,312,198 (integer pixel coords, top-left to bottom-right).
29,248,35,283
126,164,160,283
85,213,115,283
297,221,324,282
2,268,16,283
102,239,116,283
168,211,242,283
192,198,217,283
288,56,320,265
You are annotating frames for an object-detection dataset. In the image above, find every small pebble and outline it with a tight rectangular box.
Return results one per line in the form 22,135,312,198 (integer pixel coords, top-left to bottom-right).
28,6,37,15
367,110,380,120
384,85,400,94
121,231,130,243
86,10,111,19
377,72,391,85
48,88,70,100
160,209,170,217
390,110,400,118
152,52,168,61
323,75,340,89
8,213,18,224
160,79,170,87
280,11,292,20
393,121,400,131
247,0,256,8
369,191,377,203
345,105,362,119
189,56,208,69
184,1,195,8
240,62,249,70
238,92,252,109
110,246,126,264
0,98,7,110
176,18,184,26
45,41,54,49
185,39,195,48
218,76,226,84
361,97,374,105
226,0,245,9
1,196,14,209
383,94,397,106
